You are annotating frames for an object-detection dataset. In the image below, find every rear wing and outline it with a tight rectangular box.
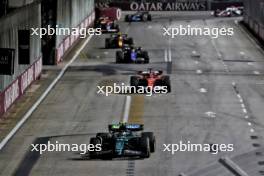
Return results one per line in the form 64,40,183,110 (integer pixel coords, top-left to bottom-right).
138,70,163,75
126,124,144,131
108,124,144,132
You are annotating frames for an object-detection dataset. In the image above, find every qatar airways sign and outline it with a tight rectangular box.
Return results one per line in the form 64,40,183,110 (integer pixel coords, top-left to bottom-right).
96,0,208,11
130,2,207,11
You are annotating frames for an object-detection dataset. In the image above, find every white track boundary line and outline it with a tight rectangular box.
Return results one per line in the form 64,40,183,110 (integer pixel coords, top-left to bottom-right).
122,96,131,123
164,49,168,62
168,47,172,62
0,35,93,150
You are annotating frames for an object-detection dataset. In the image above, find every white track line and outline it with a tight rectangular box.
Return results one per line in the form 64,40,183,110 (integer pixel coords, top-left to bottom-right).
0,35,93,151
164,49,168,62
122,96,131,123
168,48,172,62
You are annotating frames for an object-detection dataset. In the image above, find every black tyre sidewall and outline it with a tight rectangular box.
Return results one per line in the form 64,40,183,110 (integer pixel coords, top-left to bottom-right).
140,136,150,158
142,132,155,153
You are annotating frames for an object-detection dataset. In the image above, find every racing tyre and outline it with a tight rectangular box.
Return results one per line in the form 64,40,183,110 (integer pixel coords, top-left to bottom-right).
89,137,101,159
142,132,155,153
142,14,148,21
142,51,149,64
116,51,124,63
130,76,139,94
130,76,139,86
140,136,150,158
147,15,152,21
115,24,120,33
125,15,131,22
138,79,148,93
96,133,111,139
127,38,134,45
105,38,111,48
162,76,171,93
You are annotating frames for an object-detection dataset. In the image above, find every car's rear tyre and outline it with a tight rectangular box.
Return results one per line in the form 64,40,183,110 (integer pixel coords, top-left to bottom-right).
130,76,139,86
116,51,124,63
147,14,152,21
130,76,139,94
162,76,171,93
154,79,162,87
125,15,130,22
127,38,134,45
142,132,155,153
105,38,111,48
140,136,150,158
96,133,111,139
89,137,101,158
115,24,120,33
142,14,148,21
138,79,148,93
142,51,149,64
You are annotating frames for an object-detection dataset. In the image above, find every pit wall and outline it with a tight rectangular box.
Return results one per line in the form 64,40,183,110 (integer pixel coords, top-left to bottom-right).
0,2,42,117
56,0,95,63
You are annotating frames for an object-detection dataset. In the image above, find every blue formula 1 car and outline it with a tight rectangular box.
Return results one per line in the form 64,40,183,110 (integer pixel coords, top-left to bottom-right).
125,11,152,22
116,46,149,64
88,123,155,159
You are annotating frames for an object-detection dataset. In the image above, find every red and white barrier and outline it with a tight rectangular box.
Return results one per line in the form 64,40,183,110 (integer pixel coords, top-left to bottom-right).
0,56,42,118
56,11,95,64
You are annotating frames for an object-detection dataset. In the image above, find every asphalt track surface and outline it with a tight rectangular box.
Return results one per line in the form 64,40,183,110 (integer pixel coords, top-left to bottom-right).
1,12,264,176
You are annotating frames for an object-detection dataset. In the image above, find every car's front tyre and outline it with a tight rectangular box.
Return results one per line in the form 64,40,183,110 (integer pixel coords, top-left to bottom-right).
116,51,124,63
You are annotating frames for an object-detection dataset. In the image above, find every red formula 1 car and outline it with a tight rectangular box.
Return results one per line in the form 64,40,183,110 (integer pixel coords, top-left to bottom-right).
95,17,120,33
130,69,171,93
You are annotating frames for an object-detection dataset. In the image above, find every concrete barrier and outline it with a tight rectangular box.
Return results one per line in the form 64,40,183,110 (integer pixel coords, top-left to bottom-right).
243,0,264,42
